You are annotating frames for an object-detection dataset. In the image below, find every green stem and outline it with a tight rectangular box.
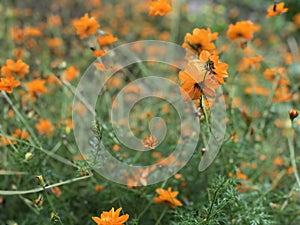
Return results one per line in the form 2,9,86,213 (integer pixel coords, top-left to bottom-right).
2,91,40,145
287,128,300,188
155,206,168,225
0,174,92,195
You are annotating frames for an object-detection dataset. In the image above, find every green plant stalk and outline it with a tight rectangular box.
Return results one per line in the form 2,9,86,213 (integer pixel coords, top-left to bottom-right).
2,91,40,145
204,178,227,222
0,174,92,195
154,206,168,225
287,128,300,188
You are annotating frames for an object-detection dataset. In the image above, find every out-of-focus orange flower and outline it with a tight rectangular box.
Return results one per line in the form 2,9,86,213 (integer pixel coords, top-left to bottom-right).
154,187,183,208
142,135,158,149
294,13,300,27
93,49,106,57
182,28,218,54
24,27,42,37
72,13,100,39
149,0,173,16
46,38,63,48
227,20,260,41
52,186,61,197
12,129,29,140
97,33,118,46
92,207,129,225
0,77,20,93
25,79,47,96
11,26,25,42
35,118,55,137
47,15,62,26
263,67,287,84
266,2,288,18
1,59,30,78
0,136,16,146
273,157,284,166
94,185,104,192
238,56,263,72
62,66,79,82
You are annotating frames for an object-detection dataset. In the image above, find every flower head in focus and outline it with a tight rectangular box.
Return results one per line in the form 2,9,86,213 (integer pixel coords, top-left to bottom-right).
92,207,129,225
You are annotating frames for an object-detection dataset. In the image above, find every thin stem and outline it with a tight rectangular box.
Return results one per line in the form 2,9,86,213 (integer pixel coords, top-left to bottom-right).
2,91,40,145
155,206,168,225
287,127,300,188
0,174,92,195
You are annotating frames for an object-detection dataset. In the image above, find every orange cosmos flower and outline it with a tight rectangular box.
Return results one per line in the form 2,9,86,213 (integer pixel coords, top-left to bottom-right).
24,27,42,37
97,33,118,46
266,2,288,18
46,38,63,48
154,187,183,208
72,13,100,39
149,0,173,16
0,77,20,93
182,28,218,54
92,207,129,225
93,49,106,57
142,135,158,149
179,50,228,101
1,59,30,78
238,56,263,72
199,50,228,84
62,66,79,82
294,13,300,27
227,20,260,41
25,79,47,96
12,129,29,140
35,118,55,137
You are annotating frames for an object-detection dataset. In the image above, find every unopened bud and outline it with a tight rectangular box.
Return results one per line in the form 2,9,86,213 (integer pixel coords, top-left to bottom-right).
35,175,46,187
289,109,299,121
25,152,33,161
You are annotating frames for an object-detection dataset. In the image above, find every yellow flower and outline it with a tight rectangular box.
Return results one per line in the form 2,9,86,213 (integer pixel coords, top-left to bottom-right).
92,207,129,225
154,187,183,208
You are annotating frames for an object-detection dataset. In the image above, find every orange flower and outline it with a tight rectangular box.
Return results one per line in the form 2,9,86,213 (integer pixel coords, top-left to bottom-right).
62,66,79,82
46,38,63,48
142,135,158,149
12,129,29,140
238,56,263,72
72,13,100,39
24,27,42,37
11,26,25,42
266,2,288,18
294,13,300,27
93,49,106,57
35,118,55,137
25,79,47,96
97,33,118,46
154,187,183,208
227,20,260,41
0,77,20,93
95,185,104,192
182,28,218,54
179,50,228,101
52,186,61,197
1,59,29,78
92,207,129,225
199,50,228,84
149,0,173,16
